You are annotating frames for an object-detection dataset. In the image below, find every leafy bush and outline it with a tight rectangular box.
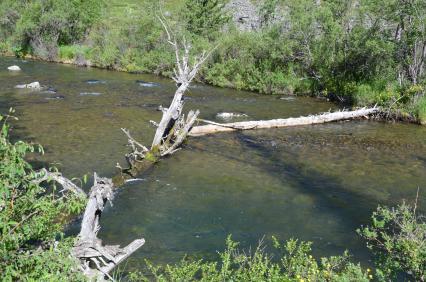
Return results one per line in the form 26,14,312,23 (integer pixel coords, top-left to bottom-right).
59,45,91,61
414,95,426,124
358,202,426,281
0,110,86,280
183,0,230,40
2,0,102,60
128,236,370,281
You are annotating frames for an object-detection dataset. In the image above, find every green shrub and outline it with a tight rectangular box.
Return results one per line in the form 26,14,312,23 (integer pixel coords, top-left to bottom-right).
0,110,86,280
414,95,426,125
59,45,91,60
358,203,426,281
128,236,370,281
183,0,230,40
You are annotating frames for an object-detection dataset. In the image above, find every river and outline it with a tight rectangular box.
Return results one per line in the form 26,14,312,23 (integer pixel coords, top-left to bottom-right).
1,57,425,272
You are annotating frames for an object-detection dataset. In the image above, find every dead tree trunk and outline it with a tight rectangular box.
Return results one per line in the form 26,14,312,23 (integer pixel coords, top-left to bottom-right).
71,173,144,280
189,107,380,137
150,16,212,155
116,16,214,182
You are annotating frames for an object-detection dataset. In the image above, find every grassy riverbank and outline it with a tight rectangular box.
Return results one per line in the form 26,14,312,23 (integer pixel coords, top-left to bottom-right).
1,0,426,124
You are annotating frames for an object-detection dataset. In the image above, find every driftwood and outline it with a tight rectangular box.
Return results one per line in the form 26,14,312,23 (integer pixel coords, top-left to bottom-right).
150,16,211,156
34,168,86,197
117,15,214,181
189,107,380,137
71,173,144,280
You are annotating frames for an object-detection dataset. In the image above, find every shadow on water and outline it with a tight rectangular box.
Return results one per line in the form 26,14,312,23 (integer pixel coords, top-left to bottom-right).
183,132,374,264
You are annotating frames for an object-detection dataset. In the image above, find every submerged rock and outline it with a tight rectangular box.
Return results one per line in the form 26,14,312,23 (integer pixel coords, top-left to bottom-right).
280,96,296,101
85,79,106,84
15,82,41,90
42,86,57,94
80,92,102,96
136,80,158,87
8,65,21,71
216,112,248,120
45,95,65,100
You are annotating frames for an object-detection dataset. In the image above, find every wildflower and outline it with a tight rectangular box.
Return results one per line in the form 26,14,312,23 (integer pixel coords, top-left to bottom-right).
368,274,373,279
367,268,371,272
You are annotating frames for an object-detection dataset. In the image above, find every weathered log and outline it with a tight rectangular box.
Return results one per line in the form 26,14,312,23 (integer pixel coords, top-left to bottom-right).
34,168,86,197
189,107,380,137
72,173,144,280
151,15,212,150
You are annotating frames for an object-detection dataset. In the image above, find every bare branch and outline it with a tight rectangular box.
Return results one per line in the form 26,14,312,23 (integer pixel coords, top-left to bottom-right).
34,168,86,197
72,173,144,280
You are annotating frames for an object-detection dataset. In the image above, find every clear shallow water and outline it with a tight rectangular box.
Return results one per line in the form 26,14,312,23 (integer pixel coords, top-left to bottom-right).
1,57,425,271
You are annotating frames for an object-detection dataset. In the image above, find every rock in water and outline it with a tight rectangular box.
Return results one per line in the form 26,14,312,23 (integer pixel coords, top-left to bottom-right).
8,65,21,71
80,92,102,96
136,80,158,87
15,82,41,89
216,112,248,120
85,79,106,84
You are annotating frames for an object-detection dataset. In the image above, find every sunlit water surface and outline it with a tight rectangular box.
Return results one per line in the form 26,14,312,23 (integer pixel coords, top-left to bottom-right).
1,57,425,272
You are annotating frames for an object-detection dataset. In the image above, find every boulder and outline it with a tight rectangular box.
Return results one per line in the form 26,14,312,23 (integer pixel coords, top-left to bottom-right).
8,65,21,71
15,82,41,90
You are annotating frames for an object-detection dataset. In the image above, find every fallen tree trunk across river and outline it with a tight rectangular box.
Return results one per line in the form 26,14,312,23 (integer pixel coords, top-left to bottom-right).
190,107,379,137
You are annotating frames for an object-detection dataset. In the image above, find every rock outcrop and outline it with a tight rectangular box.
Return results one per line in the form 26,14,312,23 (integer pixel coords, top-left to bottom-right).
226,0,261,31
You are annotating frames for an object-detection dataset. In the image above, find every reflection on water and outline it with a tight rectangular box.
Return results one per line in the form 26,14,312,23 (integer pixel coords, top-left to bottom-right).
1,57,425,271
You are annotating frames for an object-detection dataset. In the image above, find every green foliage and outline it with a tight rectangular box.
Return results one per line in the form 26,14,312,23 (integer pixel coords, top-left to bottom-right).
358,203,426,281
258,0,280,27
59,45,92,61
128,236,370,281
0,110,86,280
183,0,230,40
0,0,102,59
414,95,426,124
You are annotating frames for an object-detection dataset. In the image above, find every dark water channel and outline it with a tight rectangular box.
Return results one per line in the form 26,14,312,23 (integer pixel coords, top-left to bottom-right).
1,57,425,272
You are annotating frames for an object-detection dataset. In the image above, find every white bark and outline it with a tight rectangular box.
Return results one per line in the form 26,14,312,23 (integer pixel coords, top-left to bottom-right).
151,16,213,150
34,168,86,197
72,173,144,280
189,107,379,137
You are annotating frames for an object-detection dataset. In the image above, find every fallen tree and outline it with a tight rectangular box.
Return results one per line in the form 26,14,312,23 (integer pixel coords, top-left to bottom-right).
189,107,380,137
71,173,144,280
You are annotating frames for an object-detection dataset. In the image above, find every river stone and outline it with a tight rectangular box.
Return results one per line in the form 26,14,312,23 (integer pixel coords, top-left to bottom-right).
8,65,21,71
80,92,102,96
85,79,106,84
280,96,296,101
45,95,65,100
42,86,57,94
136,80,158,87
15,82,41,89
216,112,248,120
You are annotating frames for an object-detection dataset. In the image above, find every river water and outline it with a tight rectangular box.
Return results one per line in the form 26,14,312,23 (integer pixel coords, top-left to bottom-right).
1,57,425,272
